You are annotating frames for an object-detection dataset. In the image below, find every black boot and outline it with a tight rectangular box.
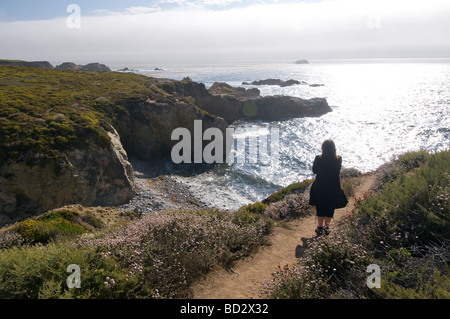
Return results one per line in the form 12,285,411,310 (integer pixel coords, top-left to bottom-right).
315,226,324,236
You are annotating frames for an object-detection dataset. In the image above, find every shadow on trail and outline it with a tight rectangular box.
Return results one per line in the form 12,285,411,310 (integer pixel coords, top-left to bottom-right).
295,237,311,258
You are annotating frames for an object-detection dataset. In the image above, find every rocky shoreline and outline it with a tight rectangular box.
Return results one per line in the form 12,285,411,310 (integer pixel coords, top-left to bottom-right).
118,158,210,214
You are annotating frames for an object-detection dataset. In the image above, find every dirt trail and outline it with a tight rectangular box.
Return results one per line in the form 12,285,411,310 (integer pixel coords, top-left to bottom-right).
191,173,376,299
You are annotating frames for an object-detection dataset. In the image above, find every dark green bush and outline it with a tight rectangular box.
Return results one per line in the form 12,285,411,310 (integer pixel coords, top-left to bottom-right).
262,179,313,205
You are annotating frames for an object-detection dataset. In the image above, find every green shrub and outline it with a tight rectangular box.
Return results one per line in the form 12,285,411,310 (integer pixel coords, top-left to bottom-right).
38,209,80,222
0,243,142,299
47,218,87,236
11,220,52,244
349,150,450,250
262,179,313,205
376,267,450,299
8,209,103,245
239,202,267,214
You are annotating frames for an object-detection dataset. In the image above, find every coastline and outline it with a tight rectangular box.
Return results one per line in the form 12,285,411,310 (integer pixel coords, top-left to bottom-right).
119,157,211,214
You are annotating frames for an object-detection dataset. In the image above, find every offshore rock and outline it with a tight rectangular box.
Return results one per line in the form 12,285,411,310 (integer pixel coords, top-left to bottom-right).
209,82,260,100
242,79,306,87
157,79,331,123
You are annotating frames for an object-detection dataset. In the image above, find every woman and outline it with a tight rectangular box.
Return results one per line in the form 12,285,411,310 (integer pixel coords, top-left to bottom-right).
309,139,347,236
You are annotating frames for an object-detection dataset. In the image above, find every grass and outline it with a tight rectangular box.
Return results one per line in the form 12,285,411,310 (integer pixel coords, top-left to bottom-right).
261,179,313,205
259,149,450,299
0,65,187,166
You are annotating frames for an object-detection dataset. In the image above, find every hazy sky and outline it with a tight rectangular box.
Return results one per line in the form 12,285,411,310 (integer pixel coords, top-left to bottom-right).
1,0,449,65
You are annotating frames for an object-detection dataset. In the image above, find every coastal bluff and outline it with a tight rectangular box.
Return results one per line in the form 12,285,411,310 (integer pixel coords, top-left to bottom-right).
0,65,225,224
0,64,331,225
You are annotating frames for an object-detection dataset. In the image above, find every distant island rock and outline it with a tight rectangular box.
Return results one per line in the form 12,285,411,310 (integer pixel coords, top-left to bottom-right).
118,67,164,72
242,79,307,87
294,59,309,64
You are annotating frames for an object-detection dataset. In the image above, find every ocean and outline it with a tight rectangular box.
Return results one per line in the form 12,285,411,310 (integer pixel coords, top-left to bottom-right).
112,58,450,210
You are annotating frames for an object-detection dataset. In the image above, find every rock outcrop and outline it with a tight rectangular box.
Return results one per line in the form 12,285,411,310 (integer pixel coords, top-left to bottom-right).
56,62,111,71
209,82,260,100
0,59,54,69
114,97,229,162
242,79,306,87
157,79,332,123
0,59,112,71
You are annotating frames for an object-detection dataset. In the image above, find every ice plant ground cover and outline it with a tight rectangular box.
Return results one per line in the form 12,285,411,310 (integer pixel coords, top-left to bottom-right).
0,207,271,298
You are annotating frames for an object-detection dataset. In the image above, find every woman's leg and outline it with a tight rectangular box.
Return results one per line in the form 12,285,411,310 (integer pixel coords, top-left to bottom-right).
317,216,325,227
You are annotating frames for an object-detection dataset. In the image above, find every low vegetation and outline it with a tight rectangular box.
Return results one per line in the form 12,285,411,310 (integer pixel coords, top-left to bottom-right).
0,207,271,298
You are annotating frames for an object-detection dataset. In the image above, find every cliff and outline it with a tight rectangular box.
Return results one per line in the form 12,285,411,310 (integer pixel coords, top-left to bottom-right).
0,64,330,223
0,130,135,224
0,59,54,69
0,65,227,222
0,59,111,71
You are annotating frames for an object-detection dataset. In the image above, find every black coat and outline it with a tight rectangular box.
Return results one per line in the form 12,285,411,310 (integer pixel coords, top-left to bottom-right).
308,155,344,209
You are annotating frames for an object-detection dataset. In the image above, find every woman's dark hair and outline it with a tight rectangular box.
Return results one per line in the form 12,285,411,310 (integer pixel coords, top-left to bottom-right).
321,139,337,158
